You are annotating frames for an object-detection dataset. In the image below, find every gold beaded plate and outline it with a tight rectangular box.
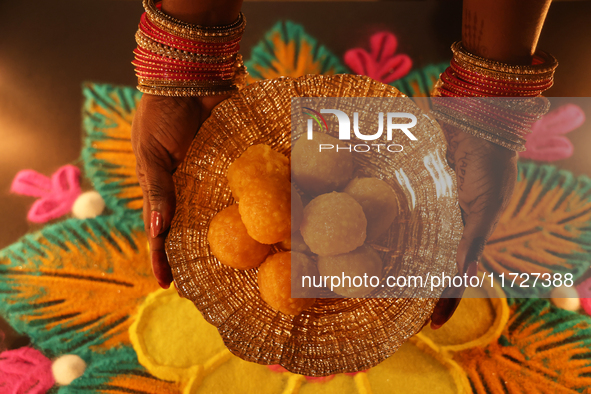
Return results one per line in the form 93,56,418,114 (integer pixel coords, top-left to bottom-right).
166,74,463,376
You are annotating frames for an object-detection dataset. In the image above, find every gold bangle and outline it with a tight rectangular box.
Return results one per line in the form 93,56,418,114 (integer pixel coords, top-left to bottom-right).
432,105,527,143
452,57,555,84
137,85,239,97
143,0,246,43
451,41,558,76
135,31,236,64
431,110,526,152
138,78,234,87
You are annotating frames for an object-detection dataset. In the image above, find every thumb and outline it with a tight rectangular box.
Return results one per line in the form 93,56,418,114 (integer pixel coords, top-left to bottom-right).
142,163,176,288
430,208,496,330
145,164,176,239
456,201,503,276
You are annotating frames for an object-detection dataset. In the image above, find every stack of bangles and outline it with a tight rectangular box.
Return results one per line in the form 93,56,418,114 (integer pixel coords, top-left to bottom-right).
132,0,247,97
431,41,558,151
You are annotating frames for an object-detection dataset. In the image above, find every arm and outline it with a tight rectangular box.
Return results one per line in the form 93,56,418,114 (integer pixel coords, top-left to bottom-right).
430,0,552,329
462,0,551,64
132,0,243,288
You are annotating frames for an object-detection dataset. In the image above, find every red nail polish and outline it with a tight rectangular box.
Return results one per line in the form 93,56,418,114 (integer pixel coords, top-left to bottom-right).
150,211,163,238
466,261,478,279
158,281,170,290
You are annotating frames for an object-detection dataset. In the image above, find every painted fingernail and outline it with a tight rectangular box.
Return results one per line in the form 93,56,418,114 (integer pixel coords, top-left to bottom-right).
465,261,478,278
150,211,162,238
431,322,442,330
158,281,170,290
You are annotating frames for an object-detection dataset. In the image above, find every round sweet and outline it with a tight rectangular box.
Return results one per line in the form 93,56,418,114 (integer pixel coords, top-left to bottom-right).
258,252,316,315
292,184,304,232
550,285,581,311
278,237,291,251
292,132,353,195
291,251,320,298
277,231,312,254
318,244,384,297
293,231,312,254
300,192,367,256
344,177,399,241
227,144,289,201
207,205,271,269
51,354,87,385
72,191,105,219
239,179,292,244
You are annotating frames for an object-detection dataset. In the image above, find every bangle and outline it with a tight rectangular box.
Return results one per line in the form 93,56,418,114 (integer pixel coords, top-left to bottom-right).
431,41,556,151
143,0,245,42
133,1,247,97
451,42,558,76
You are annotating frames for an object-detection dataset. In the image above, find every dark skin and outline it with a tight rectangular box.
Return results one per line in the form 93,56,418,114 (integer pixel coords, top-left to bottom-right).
429,0,552,329
131,0,242,288
131,0,552,328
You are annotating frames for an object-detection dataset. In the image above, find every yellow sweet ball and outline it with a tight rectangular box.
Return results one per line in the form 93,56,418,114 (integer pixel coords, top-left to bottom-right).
258,252,316,315
291,251,319,298
207,204,271,270
278,237,291,251
227,144,290,201
300,192,367,256
317,244,384,297
277,231,312,254
292,132,353,195
239,179,292,244
343,177,399,241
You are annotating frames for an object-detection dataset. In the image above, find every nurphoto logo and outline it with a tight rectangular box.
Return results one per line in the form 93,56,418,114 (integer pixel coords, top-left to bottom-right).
303,107,417,153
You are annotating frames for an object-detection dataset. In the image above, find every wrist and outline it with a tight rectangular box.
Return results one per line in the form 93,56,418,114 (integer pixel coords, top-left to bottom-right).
161,0,242,26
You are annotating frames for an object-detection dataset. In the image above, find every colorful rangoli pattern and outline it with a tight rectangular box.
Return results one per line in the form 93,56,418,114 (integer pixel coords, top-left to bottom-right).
1,20,590,394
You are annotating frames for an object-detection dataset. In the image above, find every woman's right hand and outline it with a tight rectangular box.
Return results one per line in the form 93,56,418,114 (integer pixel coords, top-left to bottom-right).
131,94,229,288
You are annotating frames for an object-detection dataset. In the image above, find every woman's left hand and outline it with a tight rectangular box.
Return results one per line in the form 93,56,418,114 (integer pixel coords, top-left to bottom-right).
430,124,517,329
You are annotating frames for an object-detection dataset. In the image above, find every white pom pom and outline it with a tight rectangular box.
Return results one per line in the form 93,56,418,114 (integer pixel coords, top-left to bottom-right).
550,285,580,311
72,191,105,219
52,354,87,385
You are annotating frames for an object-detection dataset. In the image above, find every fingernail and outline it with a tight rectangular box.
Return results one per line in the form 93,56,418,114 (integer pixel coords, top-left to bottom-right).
150,211,162,238
431,322,442,330
158,281,170,290
465,261,478,278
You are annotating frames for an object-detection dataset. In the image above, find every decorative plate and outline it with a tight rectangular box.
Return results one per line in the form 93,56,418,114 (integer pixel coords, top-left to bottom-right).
166,74,462,376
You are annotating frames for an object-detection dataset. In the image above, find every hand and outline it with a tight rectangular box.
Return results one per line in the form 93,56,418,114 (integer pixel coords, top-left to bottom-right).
131,94,229,288
430,124,517,329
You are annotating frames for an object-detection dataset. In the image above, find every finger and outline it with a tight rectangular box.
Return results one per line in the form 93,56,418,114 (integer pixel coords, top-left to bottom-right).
145,164,176,288
431,207,495,330
150,233,174,289
431,291,462,330
137,156,176,288
430,262,478,330
137,167,173,289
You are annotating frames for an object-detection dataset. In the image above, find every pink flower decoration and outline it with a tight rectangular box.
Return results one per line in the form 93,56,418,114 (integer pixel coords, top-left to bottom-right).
577,276,591,316
10,165,81,223
344,32,412,84
521,104,585,162
0,347,55,394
